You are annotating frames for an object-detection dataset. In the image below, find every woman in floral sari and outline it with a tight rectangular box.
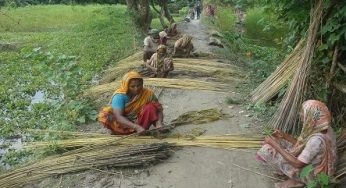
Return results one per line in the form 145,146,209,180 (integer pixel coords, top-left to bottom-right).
173,34,194,57
145,45,174,78
98,71,163,135
256,100,336,188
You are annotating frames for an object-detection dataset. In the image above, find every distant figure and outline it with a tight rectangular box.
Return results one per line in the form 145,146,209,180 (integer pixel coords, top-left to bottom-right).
173,34,194,57
145,45,174,78
206,4,216,17
159,29,168,45
195,1,201,19
166,23,177,36
189,7,195,20
143,30,157,64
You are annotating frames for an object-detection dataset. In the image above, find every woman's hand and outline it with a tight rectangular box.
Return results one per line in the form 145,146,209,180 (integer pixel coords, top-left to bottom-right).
272,129,284,139
264,136,279,147
264,136,274,144
134,125,145,134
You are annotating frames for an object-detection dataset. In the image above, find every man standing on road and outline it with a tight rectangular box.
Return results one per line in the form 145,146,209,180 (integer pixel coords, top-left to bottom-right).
195,1,201,19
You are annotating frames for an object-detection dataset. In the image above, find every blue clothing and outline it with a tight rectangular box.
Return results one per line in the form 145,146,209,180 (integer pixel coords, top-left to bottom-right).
111,94,129,111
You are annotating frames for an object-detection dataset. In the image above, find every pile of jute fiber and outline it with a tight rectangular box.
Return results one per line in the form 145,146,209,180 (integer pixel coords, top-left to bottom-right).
0,142,173,188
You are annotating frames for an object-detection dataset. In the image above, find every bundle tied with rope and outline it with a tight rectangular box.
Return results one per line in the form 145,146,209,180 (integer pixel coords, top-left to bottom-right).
0,128,264,188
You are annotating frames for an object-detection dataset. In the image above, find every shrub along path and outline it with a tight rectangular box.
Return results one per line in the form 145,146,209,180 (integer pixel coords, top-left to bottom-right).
27,19,274,188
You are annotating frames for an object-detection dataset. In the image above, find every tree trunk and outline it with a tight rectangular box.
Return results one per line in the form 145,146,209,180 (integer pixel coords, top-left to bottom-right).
151,0,167,28
126,0,152,33
160,0,175,24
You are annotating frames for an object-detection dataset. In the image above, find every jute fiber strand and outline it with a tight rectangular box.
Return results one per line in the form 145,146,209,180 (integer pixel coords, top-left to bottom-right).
99,51,143,84
99,56,242,84
335,130,346,183
269,0,324,133
250,40,305,104
170,108,224,126
24,133,263,150
84,78,228,98
0,143,173,188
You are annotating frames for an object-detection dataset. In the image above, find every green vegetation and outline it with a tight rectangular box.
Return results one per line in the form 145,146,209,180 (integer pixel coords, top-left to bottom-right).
204,1,287,120
0,5,139,138
245,7,287,45
300,165,331,188
150,15,184,30
215,7,236,32
226,97,243,105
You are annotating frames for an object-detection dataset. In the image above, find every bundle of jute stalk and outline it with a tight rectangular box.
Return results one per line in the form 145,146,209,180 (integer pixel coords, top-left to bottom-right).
99,51,143,84
269,0,324,133
0,143,173,188
335,130,346,184
24,131,263,151
250,40,305,104
99,56,242,84
335,160,346,185
85,78,228,98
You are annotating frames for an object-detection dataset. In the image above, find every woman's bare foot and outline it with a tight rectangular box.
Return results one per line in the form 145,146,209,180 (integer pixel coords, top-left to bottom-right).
274,179,304,188
155,122,163,129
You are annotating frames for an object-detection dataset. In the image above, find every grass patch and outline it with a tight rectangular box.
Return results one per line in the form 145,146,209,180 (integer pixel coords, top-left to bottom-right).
215,6,236,32
202,4,289,121
226,97,243,105
0,5,139,139
150,15,184,30
0,5,106,32
245,7,288,46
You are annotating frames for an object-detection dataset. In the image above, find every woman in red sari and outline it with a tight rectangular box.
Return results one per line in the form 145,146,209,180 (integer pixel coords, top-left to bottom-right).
98,71,163,135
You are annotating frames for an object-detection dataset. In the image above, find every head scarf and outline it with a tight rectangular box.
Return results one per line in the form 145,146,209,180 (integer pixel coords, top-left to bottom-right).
292,100,335,176
157,45,167,54
113,71,143,95
99,71,156,135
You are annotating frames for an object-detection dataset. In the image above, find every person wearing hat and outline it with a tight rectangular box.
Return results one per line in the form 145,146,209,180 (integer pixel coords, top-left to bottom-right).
143,30,158,64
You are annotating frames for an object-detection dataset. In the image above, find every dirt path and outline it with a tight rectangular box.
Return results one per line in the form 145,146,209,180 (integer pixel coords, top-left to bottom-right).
29,20,274,188
133,19,274,188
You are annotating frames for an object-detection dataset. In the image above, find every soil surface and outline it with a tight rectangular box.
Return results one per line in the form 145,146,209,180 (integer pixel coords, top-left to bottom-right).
25,19,276,188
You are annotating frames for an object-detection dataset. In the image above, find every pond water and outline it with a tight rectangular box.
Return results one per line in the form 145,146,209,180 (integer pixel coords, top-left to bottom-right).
31,90,45,104
0,137,23,170
28,90,45,111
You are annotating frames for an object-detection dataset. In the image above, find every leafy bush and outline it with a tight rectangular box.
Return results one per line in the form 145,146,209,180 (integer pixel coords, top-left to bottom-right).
215,7,236,32
300,165,331,188
167,0,188,14
245,7,287,44
179,6,189,16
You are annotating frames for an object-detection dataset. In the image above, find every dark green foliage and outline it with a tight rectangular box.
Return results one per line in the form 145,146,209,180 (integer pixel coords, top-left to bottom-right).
300,165,331,188
0,0,126,7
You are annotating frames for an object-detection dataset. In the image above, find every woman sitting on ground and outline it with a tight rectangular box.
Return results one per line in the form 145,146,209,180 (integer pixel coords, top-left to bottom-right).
145,45,174,78
143,30,158,64
166,23,177,36
98,71,164,135
256,100,336,188
173,34,194,57
159,29,169,45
